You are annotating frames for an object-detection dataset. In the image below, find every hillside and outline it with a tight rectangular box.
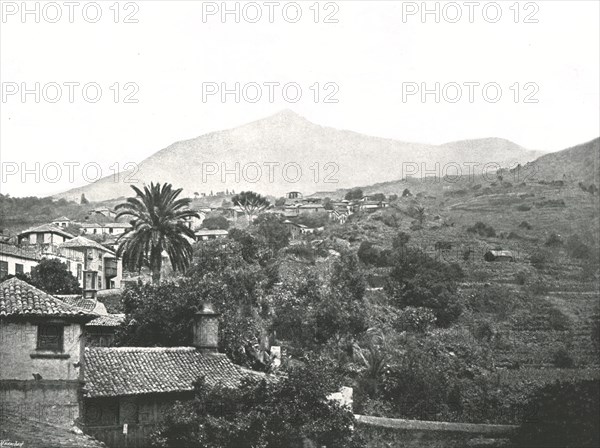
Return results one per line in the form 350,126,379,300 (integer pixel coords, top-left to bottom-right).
521,137,600,185
54,110,544,202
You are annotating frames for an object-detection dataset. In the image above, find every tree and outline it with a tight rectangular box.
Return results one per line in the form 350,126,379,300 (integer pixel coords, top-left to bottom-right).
115,183,199,284
412,204,426,225
385,248,464,327
80,193,89,205
150,361,363,448
231,191,270,222
28,258,81,294
275,197,286,207
402,188,412,197
512,380,599,448
345,188,363,201
201,214,230,230
253,214,290,253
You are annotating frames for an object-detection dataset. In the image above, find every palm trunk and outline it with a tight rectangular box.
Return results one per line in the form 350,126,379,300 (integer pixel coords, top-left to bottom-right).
150,246,162,284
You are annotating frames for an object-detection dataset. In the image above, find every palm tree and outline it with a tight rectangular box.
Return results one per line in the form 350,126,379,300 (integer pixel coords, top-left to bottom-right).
115,183,199,284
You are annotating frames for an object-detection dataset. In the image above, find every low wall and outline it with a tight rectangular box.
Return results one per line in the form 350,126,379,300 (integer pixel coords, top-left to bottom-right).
355,414,518,448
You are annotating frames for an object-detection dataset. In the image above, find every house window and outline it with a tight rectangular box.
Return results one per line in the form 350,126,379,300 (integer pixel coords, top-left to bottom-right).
37,324,64,351
77,264,82,280
36,233,44,244
15,263,24,275
0,261,8,279
109,227,113,234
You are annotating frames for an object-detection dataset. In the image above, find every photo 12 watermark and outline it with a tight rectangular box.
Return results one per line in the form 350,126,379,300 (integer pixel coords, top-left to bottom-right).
1,162,140,185
1,82,140,104
201,1,340,24
201,82,339,104
1,1,140,24
401,82,539,104
200,161,340,184
400,1,539,24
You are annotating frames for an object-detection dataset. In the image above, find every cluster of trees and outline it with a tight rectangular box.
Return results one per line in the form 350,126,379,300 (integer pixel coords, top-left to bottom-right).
150,362,363,448
1,258,81,294
0,193,81,229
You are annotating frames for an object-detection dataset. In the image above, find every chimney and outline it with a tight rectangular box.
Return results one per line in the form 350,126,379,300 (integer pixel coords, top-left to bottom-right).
193,303,220,353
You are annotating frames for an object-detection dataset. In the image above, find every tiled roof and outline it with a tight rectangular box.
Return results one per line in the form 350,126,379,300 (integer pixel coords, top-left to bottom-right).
0,243,42,261
84,347,253,397
52,216,71,222
18,223,75,239
86,313,125,327
59,236,115,254
57,295,97,312
0,277,98,318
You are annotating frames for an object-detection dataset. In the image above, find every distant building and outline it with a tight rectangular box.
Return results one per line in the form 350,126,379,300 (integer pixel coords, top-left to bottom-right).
89,208,116,219
286,191,303,200
484,250,515,262
80,222,131,236
194,229,229,241
17,223,74,247
52,216,72,228
298,204,327,214
57,236,123,295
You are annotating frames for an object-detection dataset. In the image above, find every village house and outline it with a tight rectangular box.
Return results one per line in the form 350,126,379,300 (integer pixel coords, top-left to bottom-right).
0,277,98,426
80,304,263,447
17,223,74,247
89,208,116,220
52,216,72,228
55,236,123,295
286,191,303,200
484,250,516,262
0,243,42,278
195,229,229,241
284,220,324,239
58,295,125,347
80,222,132,236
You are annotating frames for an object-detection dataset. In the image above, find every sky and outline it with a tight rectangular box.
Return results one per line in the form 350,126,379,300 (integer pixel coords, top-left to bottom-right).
1,0,599,197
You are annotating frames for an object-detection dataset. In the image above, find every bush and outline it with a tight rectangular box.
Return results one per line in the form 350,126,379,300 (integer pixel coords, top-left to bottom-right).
357,241,390,267
530,249,550,270
519,221,532,230
545,233,563,247
552,347,575,368
392,231,410,249
511,380,599,447
566,234,592,260
150,362,364,448
466,222,496,237
396,307,437,333
202,214,230,230
514,271,528,285
386,248,464,327
516,204,531,211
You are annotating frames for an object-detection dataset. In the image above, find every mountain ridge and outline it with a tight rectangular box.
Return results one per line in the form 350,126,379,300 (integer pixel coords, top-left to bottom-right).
54,110,548,201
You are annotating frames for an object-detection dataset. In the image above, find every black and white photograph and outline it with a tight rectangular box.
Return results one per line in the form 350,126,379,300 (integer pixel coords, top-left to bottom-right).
0,1,599,447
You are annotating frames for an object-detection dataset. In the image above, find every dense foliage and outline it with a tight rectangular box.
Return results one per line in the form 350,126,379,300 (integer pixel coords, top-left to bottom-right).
28,258,81,294
150,361,364,448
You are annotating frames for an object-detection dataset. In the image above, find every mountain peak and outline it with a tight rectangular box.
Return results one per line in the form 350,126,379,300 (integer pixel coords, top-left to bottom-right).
260,109,310,125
